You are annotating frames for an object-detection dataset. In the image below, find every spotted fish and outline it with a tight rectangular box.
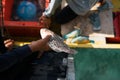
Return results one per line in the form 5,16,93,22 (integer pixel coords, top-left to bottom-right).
40,28,77,54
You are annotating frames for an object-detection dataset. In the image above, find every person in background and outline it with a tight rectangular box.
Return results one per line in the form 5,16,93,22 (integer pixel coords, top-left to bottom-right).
39,0,106,33
39,0,105,28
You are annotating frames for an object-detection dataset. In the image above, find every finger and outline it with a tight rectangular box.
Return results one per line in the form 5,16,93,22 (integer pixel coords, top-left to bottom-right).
5,41,13,48
39,16,44,21
40,22,49,28
4,39,14,44
43,35,51,42
44,23,49,28
4,39,11,44
44,45,52,51
42,22,47,27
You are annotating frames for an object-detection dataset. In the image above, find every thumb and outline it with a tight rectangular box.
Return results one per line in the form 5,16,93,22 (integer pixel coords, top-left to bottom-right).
42,35,51,42
29,35,51,52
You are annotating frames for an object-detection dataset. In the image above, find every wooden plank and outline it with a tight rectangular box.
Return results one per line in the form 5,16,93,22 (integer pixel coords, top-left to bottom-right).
66,43,120,49
66,55,75,80
111,0,120,12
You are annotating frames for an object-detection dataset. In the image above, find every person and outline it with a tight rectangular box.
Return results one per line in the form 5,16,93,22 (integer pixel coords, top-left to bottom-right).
39,0,105,28
0,36,50,72
39,0,109,36
0,29,50,80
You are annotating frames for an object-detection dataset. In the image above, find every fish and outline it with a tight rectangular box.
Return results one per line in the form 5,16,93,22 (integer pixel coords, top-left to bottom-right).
40,28,77,54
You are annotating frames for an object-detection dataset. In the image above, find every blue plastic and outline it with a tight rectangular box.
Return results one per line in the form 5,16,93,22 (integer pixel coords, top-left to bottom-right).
63,29,81,39
17,1,37,21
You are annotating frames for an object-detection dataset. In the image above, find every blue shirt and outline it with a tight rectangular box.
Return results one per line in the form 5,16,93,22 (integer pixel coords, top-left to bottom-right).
0,45,32,72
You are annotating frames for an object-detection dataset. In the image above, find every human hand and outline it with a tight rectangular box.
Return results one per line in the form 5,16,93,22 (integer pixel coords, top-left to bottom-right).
39,15,51,28
29,35,51,52
4,39,14,51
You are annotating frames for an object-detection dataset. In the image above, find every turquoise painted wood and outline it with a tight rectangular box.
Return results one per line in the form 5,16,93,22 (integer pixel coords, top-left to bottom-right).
74,48,120,80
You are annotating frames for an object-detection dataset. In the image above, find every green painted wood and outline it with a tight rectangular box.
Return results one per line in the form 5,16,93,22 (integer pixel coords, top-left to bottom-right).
74,48,120,80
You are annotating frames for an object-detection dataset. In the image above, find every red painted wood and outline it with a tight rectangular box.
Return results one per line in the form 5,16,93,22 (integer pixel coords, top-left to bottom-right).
2,0,47,37
3,0,14,20
113,12,120,37
106,37,120,43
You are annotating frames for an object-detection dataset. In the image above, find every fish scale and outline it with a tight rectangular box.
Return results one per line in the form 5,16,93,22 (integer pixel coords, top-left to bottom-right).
40,28,77,54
